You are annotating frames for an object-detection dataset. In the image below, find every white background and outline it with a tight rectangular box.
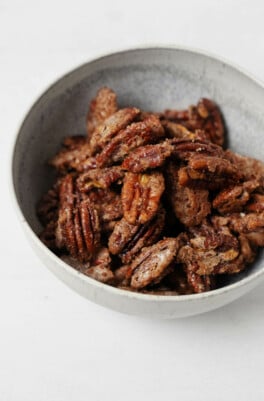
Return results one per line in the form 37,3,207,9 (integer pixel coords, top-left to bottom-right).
1,0,264,399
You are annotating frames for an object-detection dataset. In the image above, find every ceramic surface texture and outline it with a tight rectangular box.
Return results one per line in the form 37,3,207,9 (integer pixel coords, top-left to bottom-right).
11,47,264,318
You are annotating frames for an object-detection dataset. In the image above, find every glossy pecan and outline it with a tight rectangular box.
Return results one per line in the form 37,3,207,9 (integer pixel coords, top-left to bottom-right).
122,172,165,225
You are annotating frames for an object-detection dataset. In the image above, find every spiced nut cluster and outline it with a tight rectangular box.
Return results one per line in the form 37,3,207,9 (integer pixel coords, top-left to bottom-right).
37,87,264,295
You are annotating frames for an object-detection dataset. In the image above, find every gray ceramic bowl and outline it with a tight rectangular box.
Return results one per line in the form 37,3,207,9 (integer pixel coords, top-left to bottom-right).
11,47,264,318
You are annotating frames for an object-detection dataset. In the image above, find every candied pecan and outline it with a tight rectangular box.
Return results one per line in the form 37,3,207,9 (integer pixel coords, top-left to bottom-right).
225,150,264,181
38,89,264,295
90,107,140,154
55,174,75,248
96,114,165,167
81,247,114,283
166,163,211,226
189,154,241,177
185,267,215,294
108,208,165,263
171,138,223,161
245,232,264,247
113,265,132,287
49,136,93,173
130,237,181,289
162,120,210,141
163,98,225,146
213,180,260,214
79,199,100,254
162,108,189,122
177,219,241,275
238,234,256,264
196,98,225,146
77,166,124,193
121,140,174,173
83,265,114,283
227,212,264,234
178,155,242,189
55,175,100,261
88,188,123,232
161,269,191,295
62,135,87,149
246,193,264,213
122,172,165,225
87,87,118,138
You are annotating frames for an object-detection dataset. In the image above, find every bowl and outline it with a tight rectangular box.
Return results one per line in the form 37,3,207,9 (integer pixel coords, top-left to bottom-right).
11,46,264,318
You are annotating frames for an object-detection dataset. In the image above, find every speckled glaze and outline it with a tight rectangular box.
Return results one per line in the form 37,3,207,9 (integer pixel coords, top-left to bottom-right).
11,47,264,318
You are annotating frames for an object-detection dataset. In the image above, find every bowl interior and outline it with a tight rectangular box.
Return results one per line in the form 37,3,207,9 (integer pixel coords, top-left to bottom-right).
13,47,264,286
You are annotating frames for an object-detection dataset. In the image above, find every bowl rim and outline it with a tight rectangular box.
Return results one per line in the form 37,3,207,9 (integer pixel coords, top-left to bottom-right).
9,44,264,302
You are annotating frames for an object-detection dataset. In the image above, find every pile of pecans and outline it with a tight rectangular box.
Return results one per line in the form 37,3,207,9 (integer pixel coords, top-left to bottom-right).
37,87,264,295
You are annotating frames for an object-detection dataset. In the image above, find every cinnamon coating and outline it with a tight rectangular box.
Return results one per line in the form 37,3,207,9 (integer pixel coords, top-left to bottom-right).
38,87,264,295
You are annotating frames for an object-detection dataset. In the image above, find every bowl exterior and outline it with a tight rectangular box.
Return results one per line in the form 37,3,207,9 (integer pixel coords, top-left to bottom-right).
11,47,264,318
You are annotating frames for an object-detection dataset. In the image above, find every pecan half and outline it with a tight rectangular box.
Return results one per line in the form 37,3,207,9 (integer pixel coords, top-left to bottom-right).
178,155,242,190
49,136,93,173
162,120,210,142
87,87,118,138
171,138,223,161
130,237,181,289
81,247,114,284
88,189,123,232
246,193,264,213
166,163,211,226
227,211,264,234
122,172,165,224
225,150,264,181
185,267,215,294
163,98,225,146
121,140,174,173
77,166,124,193
90,107,140,154
55,175,100,261
96,114,165,167
177,219,242,275
213,180,260,214
108,208,165,263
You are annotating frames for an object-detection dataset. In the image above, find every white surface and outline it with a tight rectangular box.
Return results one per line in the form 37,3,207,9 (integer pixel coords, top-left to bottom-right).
1,0,264,399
